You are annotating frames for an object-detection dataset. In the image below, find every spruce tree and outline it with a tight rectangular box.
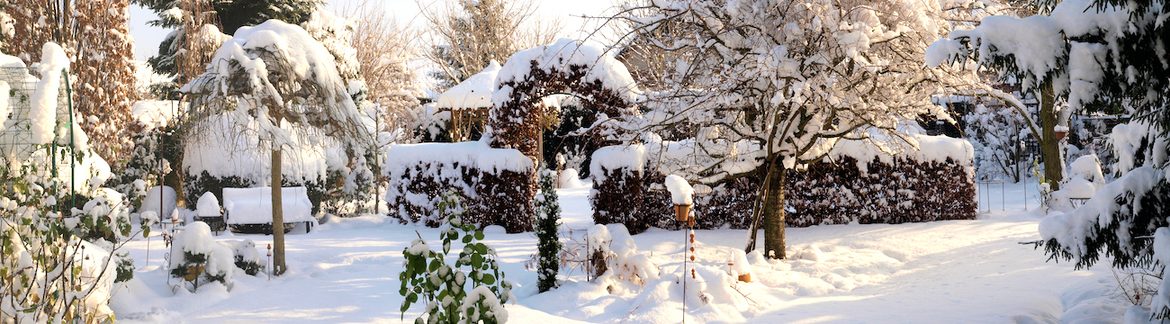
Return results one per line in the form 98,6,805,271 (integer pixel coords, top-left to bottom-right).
535,171,561,292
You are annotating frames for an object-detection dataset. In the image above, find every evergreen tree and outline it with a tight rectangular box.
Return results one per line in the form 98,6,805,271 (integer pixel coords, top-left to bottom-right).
535,171,561,292
134,0,322,78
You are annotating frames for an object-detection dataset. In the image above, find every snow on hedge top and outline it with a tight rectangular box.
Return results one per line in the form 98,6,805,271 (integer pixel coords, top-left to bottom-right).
664,174,694,205
383,139,532,176
589,144,645,182
814,130,975,175
493,38,640,106
436,61,500,110
30,42,69,144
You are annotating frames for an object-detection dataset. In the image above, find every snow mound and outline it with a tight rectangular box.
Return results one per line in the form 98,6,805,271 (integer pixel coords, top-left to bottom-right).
222,187,314,225
557,168,589,189
383,139,532,176
436,61,500,109
140,186,177,218
29,42,69,144
197,192,221,216
664,175,694,205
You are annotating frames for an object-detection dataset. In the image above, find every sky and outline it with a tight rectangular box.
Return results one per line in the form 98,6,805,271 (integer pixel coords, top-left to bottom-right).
128,0,620,62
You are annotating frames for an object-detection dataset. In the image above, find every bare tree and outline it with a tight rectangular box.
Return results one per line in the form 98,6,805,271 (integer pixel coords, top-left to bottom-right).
419,0,561,90
339,1,422,133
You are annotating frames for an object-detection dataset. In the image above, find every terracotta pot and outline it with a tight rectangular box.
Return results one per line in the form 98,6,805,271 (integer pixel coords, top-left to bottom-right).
738,273,752,283
1054,130,1068,141
674,204,692,222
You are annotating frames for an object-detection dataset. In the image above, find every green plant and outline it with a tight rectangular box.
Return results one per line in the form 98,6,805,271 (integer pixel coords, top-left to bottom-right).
535,171,561,293
0,157,127,322
399,191,513,323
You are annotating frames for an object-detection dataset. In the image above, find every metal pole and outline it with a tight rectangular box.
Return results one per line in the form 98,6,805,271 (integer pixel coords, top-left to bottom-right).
64,68,74,208
1001,181,1006,211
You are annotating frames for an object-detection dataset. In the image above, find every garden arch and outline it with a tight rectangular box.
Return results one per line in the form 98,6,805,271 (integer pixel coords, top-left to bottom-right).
487,39,642,160
481,39,643,231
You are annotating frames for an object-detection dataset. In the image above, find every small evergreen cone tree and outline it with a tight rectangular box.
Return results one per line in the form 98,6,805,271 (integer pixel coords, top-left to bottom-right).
535,171,562,292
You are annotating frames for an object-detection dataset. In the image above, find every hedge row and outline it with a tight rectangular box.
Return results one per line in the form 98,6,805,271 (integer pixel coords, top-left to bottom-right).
592,157,975,234
384,161,534,232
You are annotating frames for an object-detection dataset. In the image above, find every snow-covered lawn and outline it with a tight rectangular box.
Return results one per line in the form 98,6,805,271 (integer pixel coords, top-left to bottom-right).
111,186,1126,323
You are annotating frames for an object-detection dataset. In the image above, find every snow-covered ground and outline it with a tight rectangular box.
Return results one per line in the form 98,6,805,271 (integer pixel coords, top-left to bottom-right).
111,182,1128,323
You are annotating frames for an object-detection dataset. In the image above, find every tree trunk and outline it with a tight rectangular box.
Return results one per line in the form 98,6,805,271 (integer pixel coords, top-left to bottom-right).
271,147,287,276
1039,80,1063,191
762,163,787,260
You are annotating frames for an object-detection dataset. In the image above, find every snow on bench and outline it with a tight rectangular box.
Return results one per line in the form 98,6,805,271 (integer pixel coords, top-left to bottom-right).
222,187,315,227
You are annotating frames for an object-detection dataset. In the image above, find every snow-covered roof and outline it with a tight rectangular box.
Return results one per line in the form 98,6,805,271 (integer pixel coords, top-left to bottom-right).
435,61,500,110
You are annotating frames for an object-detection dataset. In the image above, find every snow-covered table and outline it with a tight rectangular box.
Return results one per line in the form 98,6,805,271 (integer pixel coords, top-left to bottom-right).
222,187,315,234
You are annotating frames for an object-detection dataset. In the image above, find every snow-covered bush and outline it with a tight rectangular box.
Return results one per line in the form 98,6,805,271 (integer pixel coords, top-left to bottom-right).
398,192,514,323
584,224,660,286
169,222,235,291
534,171,561,293
221,239,264,276
0,155,128,321
383,140,533,232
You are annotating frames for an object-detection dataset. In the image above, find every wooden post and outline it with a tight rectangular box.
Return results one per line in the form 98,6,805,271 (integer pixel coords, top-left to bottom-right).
271,146,286,275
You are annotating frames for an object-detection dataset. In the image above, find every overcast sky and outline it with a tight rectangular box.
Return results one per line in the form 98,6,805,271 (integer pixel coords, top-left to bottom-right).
128,0,620,61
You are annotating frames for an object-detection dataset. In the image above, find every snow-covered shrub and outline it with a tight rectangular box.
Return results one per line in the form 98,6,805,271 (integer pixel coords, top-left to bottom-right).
169,222,235,291
534,171,561,292
181,112,337,216
590,145,651,233
398,192,514,323
383,140,534,232
221,239,264,276
584,224,660,285
0,159,125,321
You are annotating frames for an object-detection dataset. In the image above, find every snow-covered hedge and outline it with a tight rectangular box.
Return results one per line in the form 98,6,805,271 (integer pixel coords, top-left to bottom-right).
383,140,534,232
592,134,976,232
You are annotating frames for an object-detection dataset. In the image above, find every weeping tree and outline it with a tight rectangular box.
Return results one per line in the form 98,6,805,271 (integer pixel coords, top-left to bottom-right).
614,0,974,259
181,20,371,275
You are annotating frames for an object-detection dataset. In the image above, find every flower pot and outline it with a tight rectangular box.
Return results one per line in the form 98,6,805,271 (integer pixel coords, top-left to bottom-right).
674,204,692,222
738,273,752,283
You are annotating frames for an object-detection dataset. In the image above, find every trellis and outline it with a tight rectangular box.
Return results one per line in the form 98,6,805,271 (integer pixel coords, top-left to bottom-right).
0,65,77,209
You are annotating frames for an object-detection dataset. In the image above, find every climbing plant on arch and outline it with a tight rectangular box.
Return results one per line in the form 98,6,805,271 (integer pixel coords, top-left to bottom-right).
482,39,644,231
382,39,643,233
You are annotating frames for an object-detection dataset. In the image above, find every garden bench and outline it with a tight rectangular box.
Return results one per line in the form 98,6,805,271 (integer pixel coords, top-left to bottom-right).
222,187,315,234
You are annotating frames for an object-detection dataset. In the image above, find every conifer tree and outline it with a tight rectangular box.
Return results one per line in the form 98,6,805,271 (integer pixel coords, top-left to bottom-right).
535,171,561,292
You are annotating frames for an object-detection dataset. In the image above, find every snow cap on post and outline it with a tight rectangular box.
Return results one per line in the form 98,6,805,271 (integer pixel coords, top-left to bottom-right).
30,42,69,144
664,174,694,206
